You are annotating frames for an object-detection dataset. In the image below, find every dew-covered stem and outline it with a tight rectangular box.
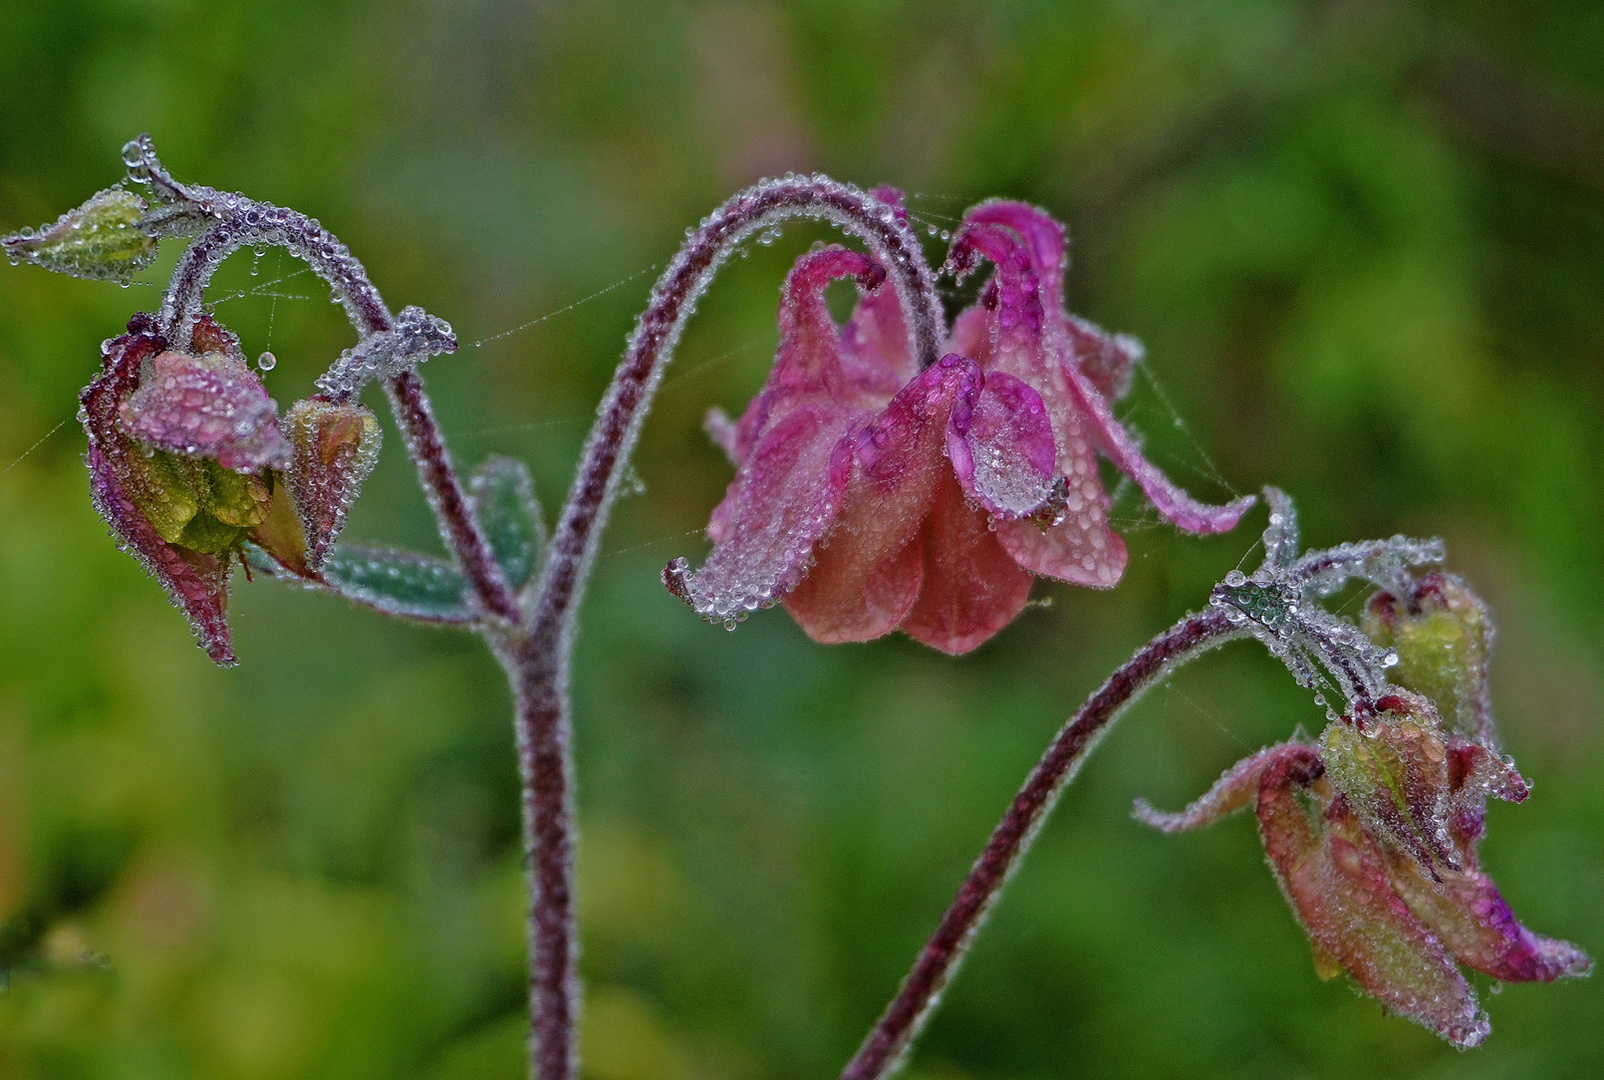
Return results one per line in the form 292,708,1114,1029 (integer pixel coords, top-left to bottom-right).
386,371,521,622
839,607,1245,1080
158,200,392,348
505,175,941,1080
506,644,578,1080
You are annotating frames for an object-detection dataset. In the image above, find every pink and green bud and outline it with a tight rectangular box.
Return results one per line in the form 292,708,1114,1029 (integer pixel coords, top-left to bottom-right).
2,186,159,283
1137,720,1588,1047
1364,573,1496,744
279,398,382,569
80,313,292,664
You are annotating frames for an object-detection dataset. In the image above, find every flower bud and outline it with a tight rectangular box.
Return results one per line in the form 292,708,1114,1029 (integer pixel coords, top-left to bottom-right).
2,187,158,283
1320,694,1460,878
1363,572,1494,743
279,398,382,568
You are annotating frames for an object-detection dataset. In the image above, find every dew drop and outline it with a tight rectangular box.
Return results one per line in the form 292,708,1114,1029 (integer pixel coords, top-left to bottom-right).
257,351,277,372
1224,570,1247,587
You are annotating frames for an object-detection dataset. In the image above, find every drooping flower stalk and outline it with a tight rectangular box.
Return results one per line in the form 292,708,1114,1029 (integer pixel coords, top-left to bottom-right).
512,175,946,1080
840,603,1247,1080
840,492,1586,1077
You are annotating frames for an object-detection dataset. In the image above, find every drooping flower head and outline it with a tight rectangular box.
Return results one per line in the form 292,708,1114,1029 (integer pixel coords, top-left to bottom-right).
1136,501,1590,1046
667,194,1254,652
81,312,382,663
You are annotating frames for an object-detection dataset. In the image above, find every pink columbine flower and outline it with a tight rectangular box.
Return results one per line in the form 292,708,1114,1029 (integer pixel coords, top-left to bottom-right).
666,196,1253,653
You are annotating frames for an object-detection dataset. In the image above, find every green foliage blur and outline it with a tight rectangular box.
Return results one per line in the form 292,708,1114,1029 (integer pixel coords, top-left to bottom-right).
2,1,1601,1077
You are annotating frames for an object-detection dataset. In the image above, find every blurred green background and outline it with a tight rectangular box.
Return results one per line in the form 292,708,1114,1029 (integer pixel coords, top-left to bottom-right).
1,0,1601,1077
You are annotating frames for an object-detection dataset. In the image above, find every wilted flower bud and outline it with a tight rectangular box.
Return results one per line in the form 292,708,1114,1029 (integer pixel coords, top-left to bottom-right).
2,187,158,283
1138,696,1585,1047
81,313,291,664
1364,572,1494,744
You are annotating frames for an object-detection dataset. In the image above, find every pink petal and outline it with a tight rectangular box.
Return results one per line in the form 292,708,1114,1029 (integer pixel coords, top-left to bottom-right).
946,370,1056,519
1064,314,1139,403
680,403,857,620
899,473,1034,654
839,261,917,396
1258,766,1489,1048
119,350,291,473
677,248,908,618
729,246,888,462
993,398,1126,588
783,356,977,643
962,200,1068,299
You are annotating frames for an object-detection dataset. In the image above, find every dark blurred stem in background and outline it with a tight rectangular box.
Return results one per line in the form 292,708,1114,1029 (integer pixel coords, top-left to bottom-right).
838,608,1243,1080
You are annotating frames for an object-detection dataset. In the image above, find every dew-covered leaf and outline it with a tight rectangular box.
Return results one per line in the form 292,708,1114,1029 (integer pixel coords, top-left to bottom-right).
314,544,475,624
468,456,545,592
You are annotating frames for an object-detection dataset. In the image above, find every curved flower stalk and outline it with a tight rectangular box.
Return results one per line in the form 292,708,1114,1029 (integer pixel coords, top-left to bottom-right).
841,489,1588,1078
667,195,1255,653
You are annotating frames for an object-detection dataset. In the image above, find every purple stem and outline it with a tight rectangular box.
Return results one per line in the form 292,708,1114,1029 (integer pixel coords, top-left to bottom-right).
839,607,1245,1080
511,176,942,1080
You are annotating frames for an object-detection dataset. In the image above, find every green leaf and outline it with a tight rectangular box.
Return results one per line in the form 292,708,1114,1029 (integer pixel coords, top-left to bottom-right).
315,545,475,625
468,456,545,591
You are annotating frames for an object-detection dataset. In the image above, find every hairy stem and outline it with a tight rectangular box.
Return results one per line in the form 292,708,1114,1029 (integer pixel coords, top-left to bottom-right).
508,645,577,1080
510,175,942,1080
839,607,1245,1080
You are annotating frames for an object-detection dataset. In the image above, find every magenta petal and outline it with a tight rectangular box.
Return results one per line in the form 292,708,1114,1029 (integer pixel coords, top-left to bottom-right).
962,200,1068,299
1387,855,1592,985
683,404,856,619
119,351,291,472
947,370,1056,519
1056,356,1255,534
